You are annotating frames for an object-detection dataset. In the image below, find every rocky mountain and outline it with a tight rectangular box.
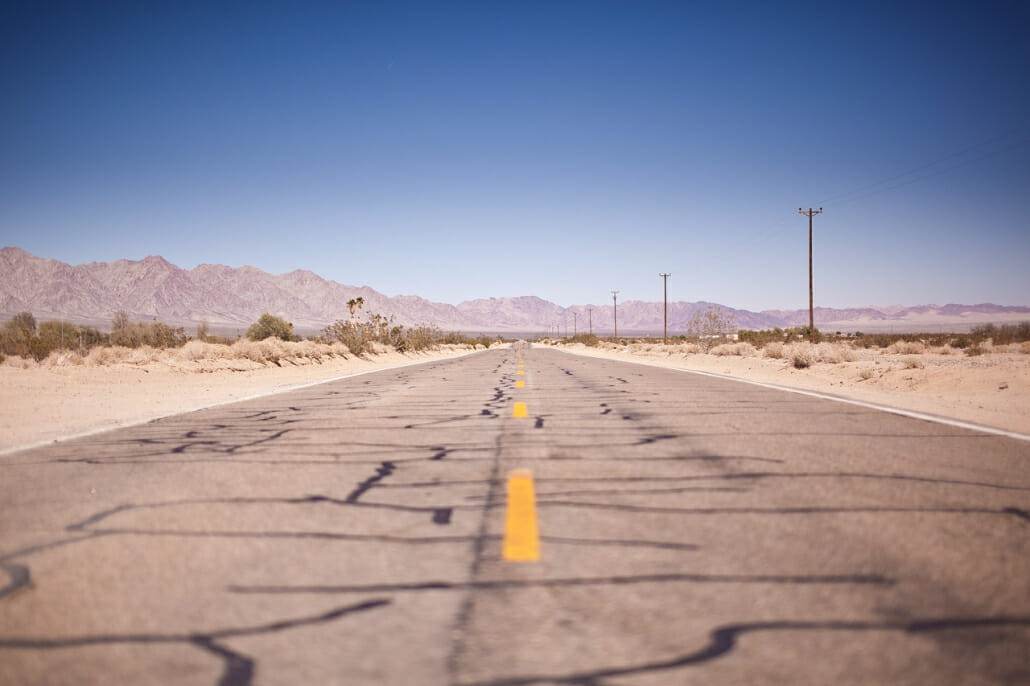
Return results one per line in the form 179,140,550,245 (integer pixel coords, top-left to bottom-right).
2,247,1027,334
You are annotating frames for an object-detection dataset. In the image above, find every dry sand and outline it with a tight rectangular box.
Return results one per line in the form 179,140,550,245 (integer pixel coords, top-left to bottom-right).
551,340,1030,438
0,344,478,455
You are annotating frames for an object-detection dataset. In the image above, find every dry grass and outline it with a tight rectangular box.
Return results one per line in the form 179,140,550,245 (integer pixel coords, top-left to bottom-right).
46,338,355,370
710,342,758,357
764,341,785,359
887,340,926,355
762,341,856,367
903,356,925,369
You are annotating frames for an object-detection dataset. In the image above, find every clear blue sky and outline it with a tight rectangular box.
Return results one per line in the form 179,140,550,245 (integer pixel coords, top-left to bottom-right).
2,1,1028,311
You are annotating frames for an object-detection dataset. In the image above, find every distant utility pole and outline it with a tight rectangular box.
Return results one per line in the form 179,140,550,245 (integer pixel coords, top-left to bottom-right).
659,273,671,344
588,307,593,335
611,290,619,339
573,311,578,337
799,207,823,341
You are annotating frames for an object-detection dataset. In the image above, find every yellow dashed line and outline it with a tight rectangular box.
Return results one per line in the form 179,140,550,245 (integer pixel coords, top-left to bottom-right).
513,402,528,418
503,469,540,562
517,369,525,375
515,380,525,388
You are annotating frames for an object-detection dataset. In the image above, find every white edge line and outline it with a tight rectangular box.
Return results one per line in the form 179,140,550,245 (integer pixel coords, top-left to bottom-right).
551,347,1030,443
0,348,484,458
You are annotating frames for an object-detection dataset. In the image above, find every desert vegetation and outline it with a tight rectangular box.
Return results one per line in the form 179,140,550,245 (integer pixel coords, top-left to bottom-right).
546,319,1030,372
1,308,496,369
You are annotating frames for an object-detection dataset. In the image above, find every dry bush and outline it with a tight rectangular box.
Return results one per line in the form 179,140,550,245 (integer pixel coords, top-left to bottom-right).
859,367,876,380
764,342,785,359
814,342,858,364
43,351,85,367
711,342,757,357
887,340,925,355
84,346,129,366
903,356,924,369
1021,342,1030,354
791,346,813,369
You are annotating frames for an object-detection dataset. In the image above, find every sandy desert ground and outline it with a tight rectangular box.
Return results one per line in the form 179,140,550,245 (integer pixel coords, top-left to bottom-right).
1,339,1028,455
0,341,478,454
550,339,1030,438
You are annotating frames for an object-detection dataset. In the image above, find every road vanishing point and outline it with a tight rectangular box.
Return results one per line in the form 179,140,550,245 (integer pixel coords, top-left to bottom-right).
1,344,1028,685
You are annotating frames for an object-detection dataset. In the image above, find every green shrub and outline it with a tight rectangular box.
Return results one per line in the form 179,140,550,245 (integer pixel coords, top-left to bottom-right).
246,314,294,342
568,333,600,347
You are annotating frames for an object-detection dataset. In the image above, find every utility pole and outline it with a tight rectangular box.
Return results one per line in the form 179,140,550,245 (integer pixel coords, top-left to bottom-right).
659,273,671,344
611,290,619,339
798,207,823,341
588,308,593,335
573,311,577,337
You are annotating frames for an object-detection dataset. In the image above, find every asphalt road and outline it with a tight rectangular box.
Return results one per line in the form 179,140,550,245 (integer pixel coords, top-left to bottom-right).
1,344,1028,685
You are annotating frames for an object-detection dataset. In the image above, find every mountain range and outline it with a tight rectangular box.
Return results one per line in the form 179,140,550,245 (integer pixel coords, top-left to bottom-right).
2,247,1027,335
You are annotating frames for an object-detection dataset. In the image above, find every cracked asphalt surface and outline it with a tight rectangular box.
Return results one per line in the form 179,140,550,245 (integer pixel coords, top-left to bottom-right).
1,344,1028,684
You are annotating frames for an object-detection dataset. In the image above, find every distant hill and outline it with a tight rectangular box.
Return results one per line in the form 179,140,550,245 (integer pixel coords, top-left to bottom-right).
2,247,1027,334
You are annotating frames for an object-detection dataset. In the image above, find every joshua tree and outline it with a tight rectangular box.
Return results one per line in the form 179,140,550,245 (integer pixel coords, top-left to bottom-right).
346,297,365,320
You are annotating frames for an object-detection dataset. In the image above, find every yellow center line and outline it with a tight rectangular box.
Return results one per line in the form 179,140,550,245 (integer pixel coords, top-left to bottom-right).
515,380,525,388
517,369,525,375
503,469,540,562
512,401,528,418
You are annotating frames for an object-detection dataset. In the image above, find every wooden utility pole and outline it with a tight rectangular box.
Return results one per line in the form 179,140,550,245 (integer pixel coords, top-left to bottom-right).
798,208,823,341
659,273,670,344
588,308,593,335
573,311,577,337
611,291,619,339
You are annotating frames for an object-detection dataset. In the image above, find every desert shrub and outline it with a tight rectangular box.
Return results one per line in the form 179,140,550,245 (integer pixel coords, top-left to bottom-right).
859,367,876,380
711,342,757,357
685,307,736,352
1,311,37,357
971,322,1030,345
739,328,788,347
246,314,294,342
764,341,785,359
126,346,160,365
965,344,985,357
396,324,441,352
791,346,813,369
110,311,188,348
322,311,438,355
887,340,925,355
814,343,855,364
903,356,924,369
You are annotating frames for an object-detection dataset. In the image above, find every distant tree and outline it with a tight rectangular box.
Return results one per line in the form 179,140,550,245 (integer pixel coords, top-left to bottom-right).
195,320,211,342
247,314,294,341
346,296,365,319
1,311,37,356
685,306,736,352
